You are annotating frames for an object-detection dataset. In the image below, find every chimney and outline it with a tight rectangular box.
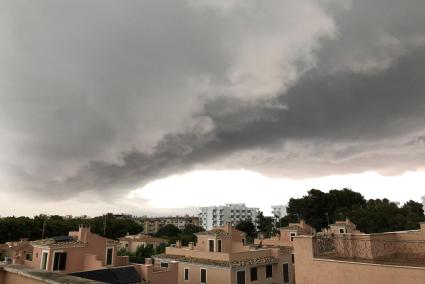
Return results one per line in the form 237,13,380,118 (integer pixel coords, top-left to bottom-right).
145,258,153,264
78,224,91,242
223,223,232,233
300,219,306,228
176,240,182,248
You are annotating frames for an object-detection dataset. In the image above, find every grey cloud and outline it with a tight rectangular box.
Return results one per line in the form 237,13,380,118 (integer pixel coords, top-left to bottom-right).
1,0,425,201
49,47,425,198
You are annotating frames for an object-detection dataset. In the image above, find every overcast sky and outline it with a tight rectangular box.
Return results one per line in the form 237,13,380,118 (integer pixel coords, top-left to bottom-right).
1,0,425,217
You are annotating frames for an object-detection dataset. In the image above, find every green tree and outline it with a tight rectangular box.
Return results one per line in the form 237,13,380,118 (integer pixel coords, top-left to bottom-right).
236,220,256,239
256,211,273,237
155,224,181,238
182,224,204,235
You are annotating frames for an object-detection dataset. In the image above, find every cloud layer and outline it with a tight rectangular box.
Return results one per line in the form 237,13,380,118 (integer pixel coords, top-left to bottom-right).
1,0,425,206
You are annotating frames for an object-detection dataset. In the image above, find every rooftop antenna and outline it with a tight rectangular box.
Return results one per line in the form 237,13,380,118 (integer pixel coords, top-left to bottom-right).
42,218,47,239
103,214,107,237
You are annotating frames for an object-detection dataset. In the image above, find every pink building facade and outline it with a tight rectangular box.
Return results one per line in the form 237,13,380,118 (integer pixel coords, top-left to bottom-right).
294,222,425,284
26,225,128,274
155,224,294,284
254,219,315,247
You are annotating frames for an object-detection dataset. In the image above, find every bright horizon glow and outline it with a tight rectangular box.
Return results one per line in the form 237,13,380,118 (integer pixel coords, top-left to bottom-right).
128,169,425,215
1,169,423,217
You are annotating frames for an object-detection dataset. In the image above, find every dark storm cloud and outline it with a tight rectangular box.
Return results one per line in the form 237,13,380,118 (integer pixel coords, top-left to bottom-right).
56,47,425,197
1,0,425,200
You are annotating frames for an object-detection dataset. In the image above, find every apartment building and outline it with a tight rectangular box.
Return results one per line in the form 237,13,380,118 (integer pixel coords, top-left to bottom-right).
154,223,294,284
119,233,168,252
25,225,128,274
271,204,287,228
422,196,425,212
294,221,425,283
199,204,259,230
271,205,287,220
140,216,200,234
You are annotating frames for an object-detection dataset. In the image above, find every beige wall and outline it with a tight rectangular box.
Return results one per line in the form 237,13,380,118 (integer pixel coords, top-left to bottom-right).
166,247,230,261
294,236,425,284
27,227,123,273
0,272,48,284
177,263,231,284
134,263,178,284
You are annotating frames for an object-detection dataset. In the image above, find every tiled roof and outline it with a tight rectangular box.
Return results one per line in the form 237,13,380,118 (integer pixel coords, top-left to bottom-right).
154,253,230,267
230,256,279,267
119,234,167,243
154,253,279,268
31,238,87,248
196,229,231,237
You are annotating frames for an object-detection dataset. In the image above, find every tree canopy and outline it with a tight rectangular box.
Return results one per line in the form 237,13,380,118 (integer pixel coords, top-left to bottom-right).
280,188,425,233
256,211,274,237
235,219,256,243
0,213,143,243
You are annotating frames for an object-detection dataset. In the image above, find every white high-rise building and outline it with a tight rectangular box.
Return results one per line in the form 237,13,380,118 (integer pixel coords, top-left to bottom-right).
422,196,425,212
271,205,287,220
199,203,259,230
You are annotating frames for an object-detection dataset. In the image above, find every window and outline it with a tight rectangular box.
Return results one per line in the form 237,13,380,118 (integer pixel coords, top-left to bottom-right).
250,267,258,281
283,263,289,283
160,262,169,268
217,239,222,252
339,228,345,234
241,238,245,245
291,254,295,264
200,268,207,283
184,268,189,281
106,247,113,266
53,252,67,271
41,252,48,270
237,270,245,284
208,240,214,252
265,264,273,278
290,232,297,242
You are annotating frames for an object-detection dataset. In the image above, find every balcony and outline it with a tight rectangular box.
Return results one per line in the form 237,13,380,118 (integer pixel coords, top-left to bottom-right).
313,235,425,267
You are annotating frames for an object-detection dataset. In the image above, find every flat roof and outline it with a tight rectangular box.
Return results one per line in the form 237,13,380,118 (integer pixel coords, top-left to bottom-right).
0,264,104,284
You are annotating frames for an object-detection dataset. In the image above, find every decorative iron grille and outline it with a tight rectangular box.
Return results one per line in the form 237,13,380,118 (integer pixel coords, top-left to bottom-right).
313,235,425,266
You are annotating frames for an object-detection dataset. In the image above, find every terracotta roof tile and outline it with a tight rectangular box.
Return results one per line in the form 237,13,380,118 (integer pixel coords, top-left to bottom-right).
196,229,231,237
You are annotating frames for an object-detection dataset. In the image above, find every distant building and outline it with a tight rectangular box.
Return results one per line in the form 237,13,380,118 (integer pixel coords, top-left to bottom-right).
327,218,361,234
140,216,200,234
119,234,168,253
422,196,425,212
155,223,294,284
271,204,287,227
272,205,287,220
26,225,128,274
199,203,259,230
